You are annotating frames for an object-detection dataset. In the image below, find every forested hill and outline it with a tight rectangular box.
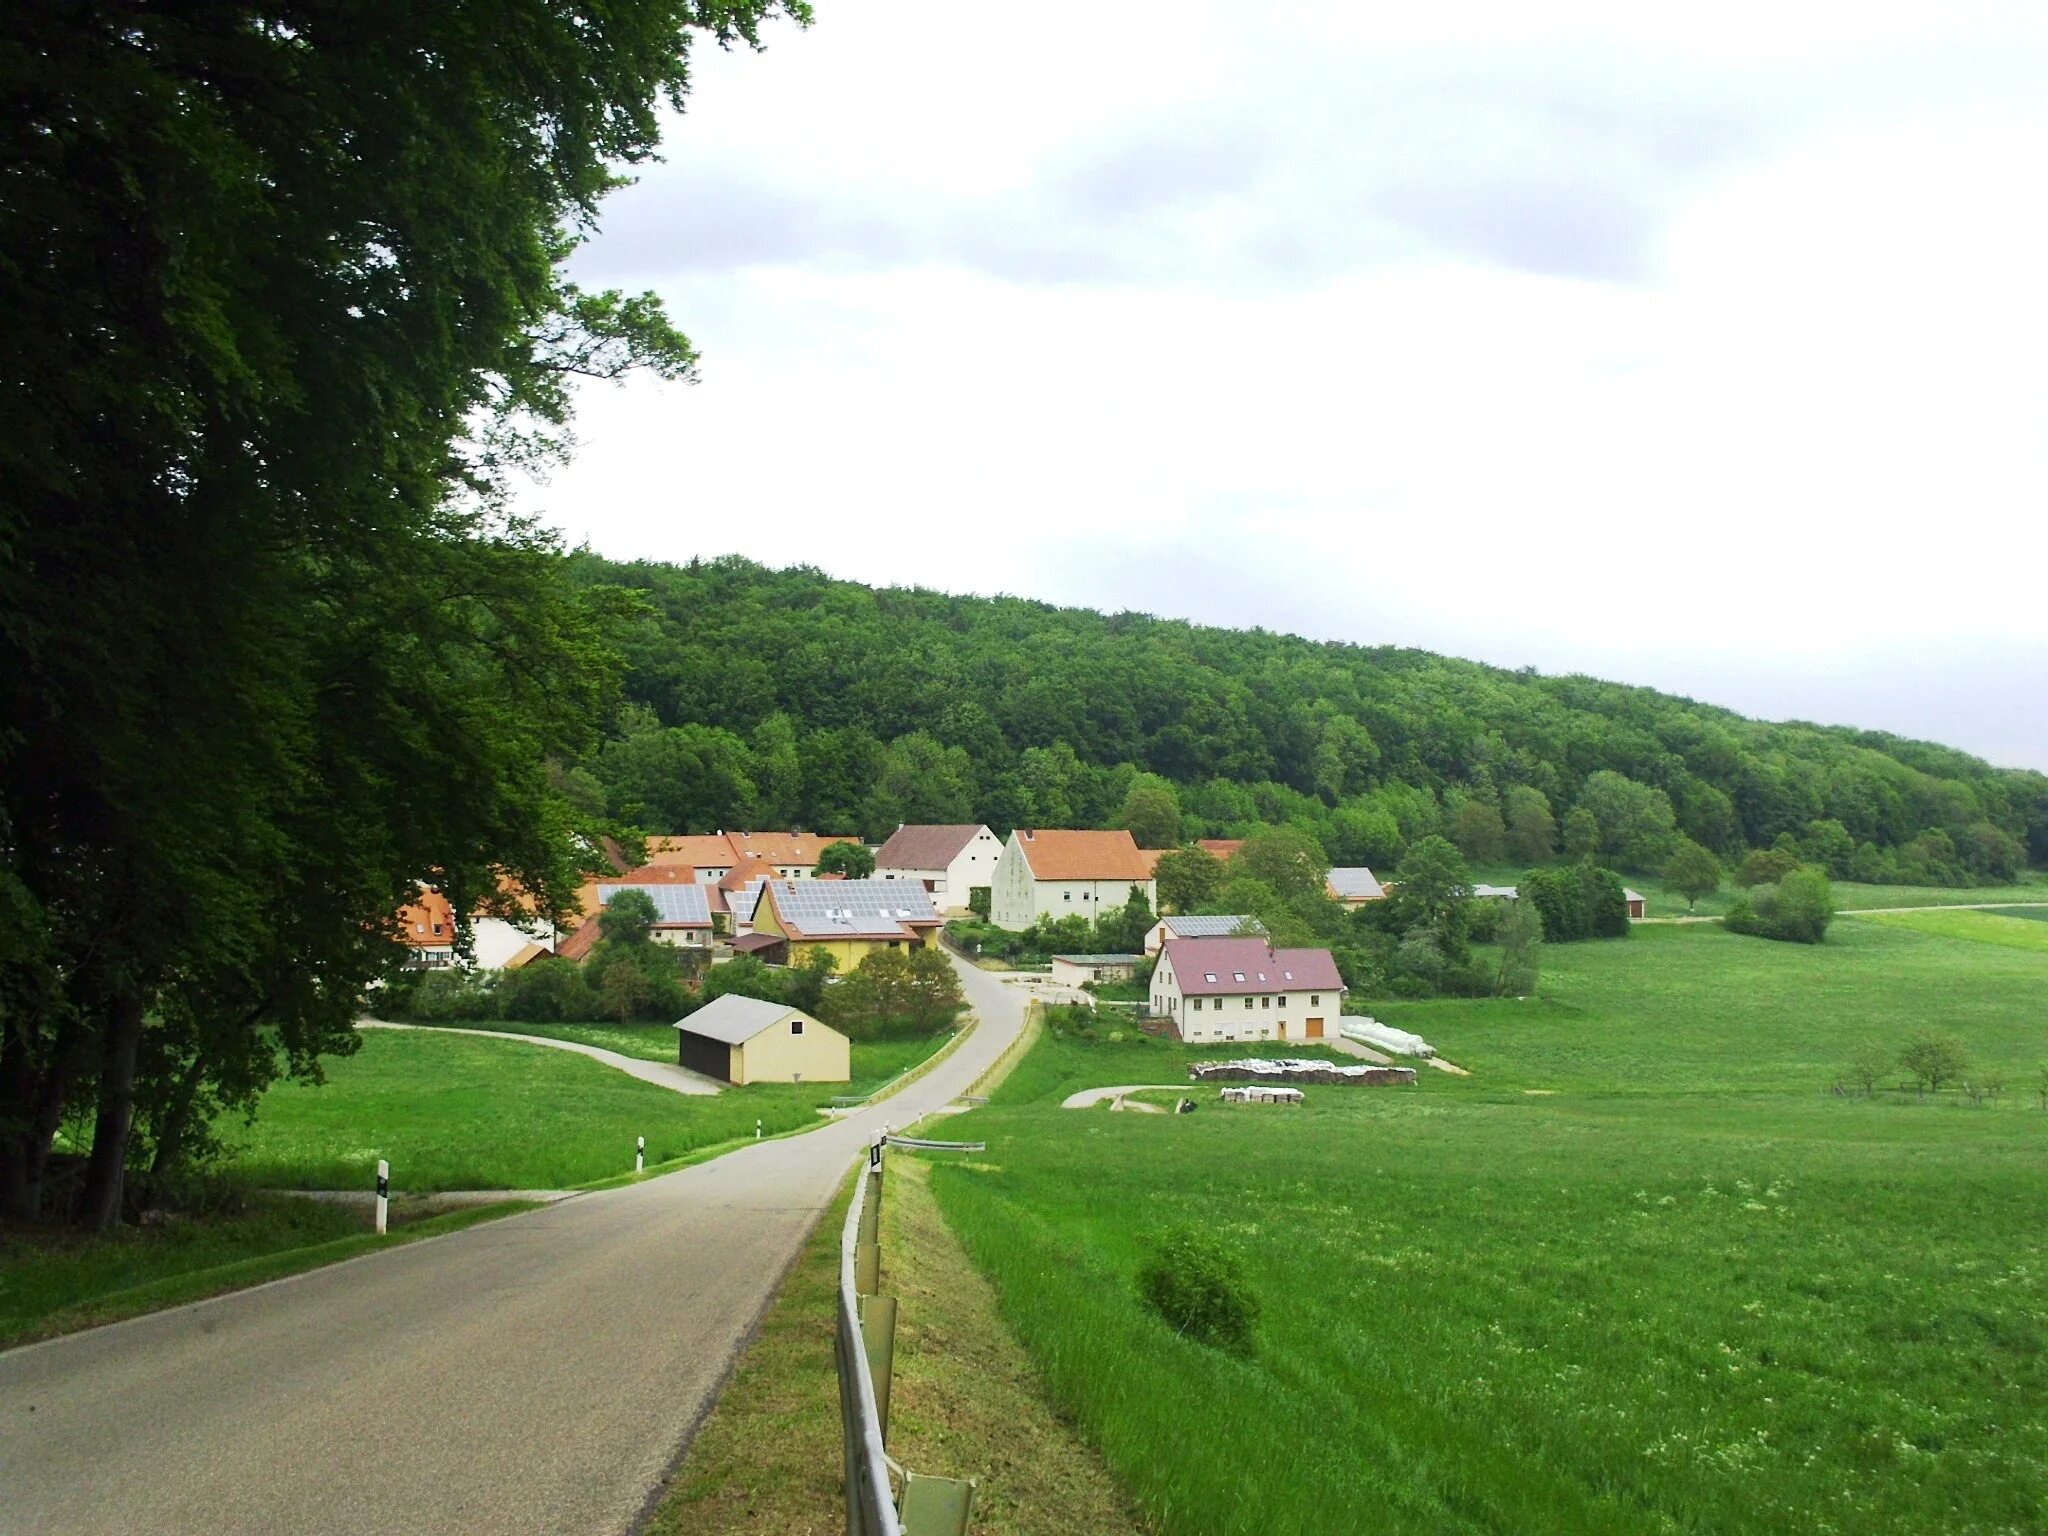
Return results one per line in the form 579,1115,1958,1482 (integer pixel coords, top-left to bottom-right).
566,555,2048,882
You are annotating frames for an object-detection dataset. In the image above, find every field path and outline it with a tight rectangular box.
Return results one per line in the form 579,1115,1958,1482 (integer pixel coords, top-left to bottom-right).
359,1018,724,1095
0,953,1026,1536
1062,1083,1189,1108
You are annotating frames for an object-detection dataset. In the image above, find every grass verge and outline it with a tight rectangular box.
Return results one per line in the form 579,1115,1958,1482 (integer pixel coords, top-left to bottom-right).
641,1160,1150,1536
0,1197,535,1351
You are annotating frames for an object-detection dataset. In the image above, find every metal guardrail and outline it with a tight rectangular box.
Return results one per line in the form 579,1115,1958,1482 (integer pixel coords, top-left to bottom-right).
835,1136,978,1535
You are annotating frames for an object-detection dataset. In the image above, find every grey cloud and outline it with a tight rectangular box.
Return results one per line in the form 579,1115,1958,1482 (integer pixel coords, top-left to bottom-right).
574,34,2048,293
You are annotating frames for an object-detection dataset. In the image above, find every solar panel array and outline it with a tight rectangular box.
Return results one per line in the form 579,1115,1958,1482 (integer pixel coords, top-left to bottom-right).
767,878,937,937
727,879,765,926
598,883,710,925
1164,914,1263,938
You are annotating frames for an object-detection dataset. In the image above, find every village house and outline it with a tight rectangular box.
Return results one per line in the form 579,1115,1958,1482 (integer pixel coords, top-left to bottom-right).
873,824,1003,913
990,828,1157,932
1326,866,1386,905
674,994,849,1085
593,883,714,949
746,878,942,969
1048,953,1143,987
1625,888,1647,920
1151,936,1345,1045
643,830,860,883
397,888,457,968
1143,912,1265,956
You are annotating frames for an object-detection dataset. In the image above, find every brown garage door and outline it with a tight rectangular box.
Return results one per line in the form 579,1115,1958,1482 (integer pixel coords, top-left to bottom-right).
1305,1017,1324,1039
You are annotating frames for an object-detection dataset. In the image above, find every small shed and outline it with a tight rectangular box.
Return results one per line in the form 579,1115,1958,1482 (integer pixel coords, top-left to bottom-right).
1624,887,1647,920
1049,953,1144,986
675,995,848,1086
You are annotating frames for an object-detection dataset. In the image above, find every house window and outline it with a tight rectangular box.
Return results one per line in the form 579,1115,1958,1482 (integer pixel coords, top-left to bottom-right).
1192,997,1203,1011
1310,994,1320,1006
1063,891,1072,902
1244,998,1254,1010
792,1019,805,1035
1261,996,1270,1009
1277,995,1287,1008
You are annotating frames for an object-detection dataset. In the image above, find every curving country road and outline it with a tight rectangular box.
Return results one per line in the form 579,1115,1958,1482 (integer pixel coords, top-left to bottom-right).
0,952,1026,1536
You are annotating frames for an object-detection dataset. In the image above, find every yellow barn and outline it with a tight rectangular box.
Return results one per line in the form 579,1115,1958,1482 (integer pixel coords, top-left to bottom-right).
674,994,849,1086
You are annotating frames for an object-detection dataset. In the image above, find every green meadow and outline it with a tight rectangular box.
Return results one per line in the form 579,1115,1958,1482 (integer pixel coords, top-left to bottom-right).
1461,864,2047,920
223,1027,950,1192
926,920,2048,1535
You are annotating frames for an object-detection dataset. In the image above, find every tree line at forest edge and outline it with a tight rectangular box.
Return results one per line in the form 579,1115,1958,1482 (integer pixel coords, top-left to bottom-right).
4,0,2042,1231
569,557,2047,891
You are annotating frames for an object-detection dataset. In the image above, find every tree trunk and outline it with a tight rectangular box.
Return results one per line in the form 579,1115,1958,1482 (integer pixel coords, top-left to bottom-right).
78,992,145,1231
142,1049,210,1200
0,1013,82,1222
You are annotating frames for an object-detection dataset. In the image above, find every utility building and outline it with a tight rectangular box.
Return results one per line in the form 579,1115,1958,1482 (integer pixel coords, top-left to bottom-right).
674,994,849,1086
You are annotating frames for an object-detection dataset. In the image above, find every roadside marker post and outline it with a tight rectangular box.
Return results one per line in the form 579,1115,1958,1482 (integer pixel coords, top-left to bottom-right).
756,1118,762,1140
636,1135,645,1174
375,1159,389,1236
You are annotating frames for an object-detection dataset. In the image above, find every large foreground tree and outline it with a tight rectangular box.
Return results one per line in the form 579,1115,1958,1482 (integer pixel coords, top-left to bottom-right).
0,0,807,1225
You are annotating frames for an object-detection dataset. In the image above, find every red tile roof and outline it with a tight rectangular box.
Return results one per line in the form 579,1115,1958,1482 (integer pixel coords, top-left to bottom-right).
875,824,987,870
724,830,859,867
1012,829,1155,881
1160,937,1343,997
397,888,455,949
717,854,779,892
1196,839,1246,859
555,916,603,962
645,835,739,870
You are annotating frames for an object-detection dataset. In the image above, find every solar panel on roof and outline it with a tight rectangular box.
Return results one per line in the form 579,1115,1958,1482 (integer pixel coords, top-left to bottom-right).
598,884,709,925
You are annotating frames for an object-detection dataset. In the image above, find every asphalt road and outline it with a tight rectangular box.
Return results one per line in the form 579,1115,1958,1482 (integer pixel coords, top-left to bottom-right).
0,952,1027,1536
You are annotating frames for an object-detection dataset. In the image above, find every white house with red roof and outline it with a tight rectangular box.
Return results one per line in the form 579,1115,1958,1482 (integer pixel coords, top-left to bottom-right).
873,824,1002,913
990,829,1158,932
1151,936,1345,1044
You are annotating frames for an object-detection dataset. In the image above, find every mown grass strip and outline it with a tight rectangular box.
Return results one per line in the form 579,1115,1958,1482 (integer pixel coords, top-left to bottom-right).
1857,906,2048,953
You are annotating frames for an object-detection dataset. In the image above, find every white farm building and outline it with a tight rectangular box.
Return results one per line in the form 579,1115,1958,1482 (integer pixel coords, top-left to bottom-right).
1151,937,1345,1045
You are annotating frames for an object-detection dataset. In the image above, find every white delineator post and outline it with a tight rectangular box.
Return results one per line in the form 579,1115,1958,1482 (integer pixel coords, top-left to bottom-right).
375,1159,389,1236
755,1118,762,1140
635,1135,645,1174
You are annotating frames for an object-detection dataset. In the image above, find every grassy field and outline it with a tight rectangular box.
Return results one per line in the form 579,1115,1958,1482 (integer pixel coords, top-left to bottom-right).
1462,863,2047,919
926,918,2048,1535
0,1197,531,1349
413,1019,683,1062
222,1027,954,1192
1860,907,2048,954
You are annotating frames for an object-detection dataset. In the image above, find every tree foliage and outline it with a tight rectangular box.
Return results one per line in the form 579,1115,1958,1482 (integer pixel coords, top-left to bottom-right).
815,842,876,879
1663,839,1722,913
0,0,806,1225
1724,868,1835,945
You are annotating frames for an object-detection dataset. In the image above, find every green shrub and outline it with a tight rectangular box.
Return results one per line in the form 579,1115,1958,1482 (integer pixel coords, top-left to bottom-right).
1725,868,1835,945
1137,1226,1260,1351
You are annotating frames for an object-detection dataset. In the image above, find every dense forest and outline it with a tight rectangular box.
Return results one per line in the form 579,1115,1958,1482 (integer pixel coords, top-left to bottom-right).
565,556,2048,884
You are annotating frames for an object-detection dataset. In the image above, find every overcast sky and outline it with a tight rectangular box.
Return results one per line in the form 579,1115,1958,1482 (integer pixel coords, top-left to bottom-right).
515,0,2048,773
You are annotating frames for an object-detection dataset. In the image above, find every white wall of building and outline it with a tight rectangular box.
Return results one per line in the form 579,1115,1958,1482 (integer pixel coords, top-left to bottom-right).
991,834,1156,931
1151,951,1339,1044
470,917,557,970
877,827,1003,912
